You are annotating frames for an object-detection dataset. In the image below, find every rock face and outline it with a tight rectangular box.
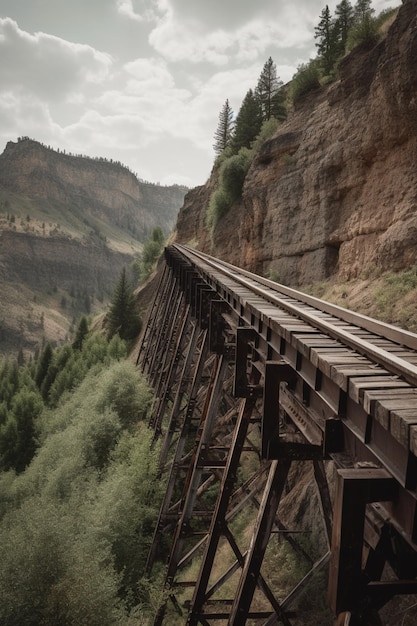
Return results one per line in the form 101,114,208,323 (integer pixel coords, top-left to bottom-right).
0,139,187,354
176,0,417,286
0,138,186,239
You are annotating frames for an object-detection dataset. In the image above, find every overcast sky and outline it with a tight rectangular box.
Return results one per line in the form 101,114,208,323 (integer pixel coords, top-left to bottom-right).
0,0,395,188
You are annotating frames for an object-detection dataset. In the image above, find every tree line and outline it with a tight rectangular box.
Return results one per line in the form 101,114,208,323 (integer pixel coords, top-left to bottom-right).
213,0,396,157
0,223,165,474
314,0,385,75
207,0,396,236
15,136,186,188
213,56,286,157
0,227,171,623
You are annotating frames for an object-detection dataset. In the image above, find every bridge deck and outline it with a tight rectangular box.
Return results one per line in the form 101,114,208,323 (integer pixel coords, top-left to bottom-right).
137,245,417,626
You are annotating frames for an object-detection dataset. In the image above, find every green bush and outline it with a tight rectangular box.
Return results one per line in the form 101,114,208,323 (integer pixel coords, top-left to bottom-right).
206,148,252,233
289,61,321,105
251,117,281,153
346,15,379,51
206,187,233,230
221,148,252,198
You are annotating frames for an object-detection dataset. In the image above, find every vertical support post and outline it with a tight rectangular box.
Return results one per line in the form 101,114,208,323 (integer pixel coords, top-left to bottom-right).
150,303,192,435
328,469,397,616
145,329,210,575
313,459,333,548
262,361,296,459
137,263,170,370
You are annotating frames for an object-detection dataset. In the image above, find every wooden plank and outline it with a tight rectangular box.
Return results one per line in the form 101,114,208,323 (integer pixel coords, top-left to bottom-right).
291,333,340,358
348,376,410,404
315,354,370,380
410,425,417,456
310,347,357,368
374,397,417,430
362,388,417,416
389,409,417,448
331,364,390,392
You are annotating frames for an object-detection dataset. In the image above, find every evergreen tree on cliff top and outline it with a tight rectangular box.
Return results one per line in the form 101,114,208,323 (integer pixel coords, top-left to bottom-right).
213,99,234,155
335,0,354,53
107,268,141,342
353,0,374,22
255,57,286,122
315,5,339,75
231,89,262,153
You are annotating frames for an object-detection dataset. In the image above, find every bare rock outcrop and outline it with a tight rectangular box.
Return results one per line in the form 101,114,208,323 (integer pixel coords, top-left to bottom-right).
176,0,417,287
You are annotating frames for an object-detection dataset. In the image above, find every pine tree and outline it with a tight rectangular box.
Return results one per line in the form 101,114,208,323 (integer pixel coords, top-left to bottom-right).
315,5,338,75
231,89,263,154
353,0,374,22
35,343,53,390
335,0,354,53
255,57,285,122
347,0,377,48
213,99,234,156
107,268,142,341
73,316,89,351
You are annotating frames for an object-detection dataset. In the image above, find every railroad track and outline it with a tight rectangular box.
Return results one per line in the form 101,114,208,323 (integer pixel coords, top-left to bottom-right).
174,243,417,386
141,243,417,624
172,244,417,471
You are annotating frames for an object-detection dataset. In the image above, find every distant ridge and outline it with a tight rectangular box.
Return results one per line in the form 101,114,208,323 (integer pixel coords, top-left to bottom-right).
0,137,187,355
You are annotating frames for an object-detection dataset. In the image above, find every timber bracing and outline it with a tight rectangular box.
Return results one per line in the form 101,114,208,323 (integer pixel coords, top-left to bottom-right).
137,245,417,625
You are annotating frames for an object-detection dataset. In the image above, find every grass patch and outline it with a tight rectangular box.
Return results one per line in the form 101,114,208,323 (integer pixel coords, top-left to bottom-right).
303,266,417,332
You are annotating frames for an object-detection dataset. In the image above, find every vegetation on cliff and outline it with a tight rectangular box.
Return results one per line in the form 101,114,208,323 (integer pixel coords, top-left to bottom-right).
208,0,398,239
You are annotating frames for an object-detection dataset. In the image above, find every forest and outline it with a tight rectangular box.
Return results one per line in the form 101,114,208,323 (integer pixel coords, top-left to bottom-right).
0,330,165,625
0,244,170,625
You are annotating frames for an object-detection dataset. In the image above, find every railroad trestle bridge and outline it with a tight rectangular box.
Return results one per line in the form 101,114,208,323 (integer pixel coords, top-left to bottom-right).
137,244,417,625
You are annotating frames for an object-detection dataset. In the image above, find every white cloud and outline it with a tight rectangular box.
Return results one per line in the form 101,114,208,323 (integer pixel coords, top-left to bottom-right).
0,91,60,145
0,0,402,188
148,3,315,67
0,18,113,101
117,0,158,22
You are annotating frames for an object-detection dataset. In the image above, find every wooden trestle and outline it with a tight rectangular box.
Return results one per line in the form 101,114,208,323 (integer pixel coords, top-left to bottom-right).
137,246,417,625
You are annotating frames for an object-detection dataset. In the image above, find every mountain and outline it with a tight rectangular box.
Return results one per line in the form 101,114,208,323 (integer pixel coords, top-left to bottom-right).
175,0,417,321
0,138,187,356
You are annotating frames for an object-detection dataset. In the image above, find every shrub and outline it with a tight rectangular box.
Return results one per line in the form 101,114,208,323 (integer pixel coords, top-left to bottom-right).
221,148,252,198
374,7,398,33
345,15,379,51
206,187,233,231
251,117,281,153
289,61,321,105
0,358,160,624
206,148,252,233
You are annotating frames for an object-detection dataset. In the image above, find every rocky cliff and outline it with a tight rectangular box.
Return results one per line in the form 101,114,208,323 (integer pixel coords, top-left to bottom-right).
176,0,417,288
0,138,186,241
0,139,186,355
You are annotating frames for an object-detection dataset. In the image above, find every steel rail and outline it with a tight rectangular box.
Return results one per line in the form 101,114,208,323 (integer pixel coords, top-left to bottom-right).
173,243,417,388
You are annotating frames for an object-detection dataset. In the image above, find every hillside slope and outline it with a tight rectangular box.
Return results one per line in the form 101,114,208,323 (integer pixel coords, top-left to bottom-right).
0,139,186,355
